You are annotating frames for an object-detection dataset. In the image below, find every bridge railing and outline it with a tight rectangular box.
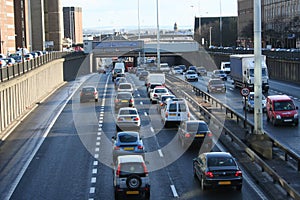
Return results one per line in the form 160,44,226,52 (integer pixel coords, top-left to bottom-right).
0,52,70,82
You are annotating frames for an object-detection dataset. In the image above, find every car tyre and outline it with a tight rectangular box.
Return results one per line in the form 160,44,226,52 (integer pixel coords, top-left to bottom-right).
126,174,142,189
201,177,207,191
236,185,242,191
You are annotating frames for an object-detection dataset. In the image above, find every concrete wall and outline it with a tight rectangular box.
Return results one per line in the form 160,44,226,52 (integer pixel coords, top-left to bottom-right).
0,59,64,134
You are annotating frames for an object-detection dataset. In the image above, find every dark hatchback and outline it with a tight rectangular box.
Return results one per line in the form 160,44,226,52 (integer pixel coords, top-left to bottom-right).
80,86,98,103
177,120,213,149
115,92,135,110
193,152,243,191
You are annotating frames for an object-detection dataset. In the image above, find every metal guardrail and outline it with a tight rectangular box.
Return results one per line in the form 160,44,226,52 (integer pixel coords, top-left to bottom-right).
165,74,300,200
0,52,70,83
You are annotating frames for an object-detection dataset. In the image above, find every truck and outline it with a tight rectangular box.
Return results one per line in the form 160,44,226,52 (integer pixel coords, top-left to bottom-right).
230,54,269,93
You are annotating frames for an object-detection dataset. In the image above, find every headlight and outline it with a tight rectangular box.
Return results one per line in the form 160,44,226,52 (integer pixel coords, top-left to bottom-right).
276,115,281,119
294,114,299,119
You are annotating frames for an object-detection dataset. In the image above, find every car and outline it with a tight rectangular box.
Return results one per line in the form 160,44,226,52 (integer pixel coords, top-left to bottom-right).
139,71,149,81
30,52,38,58
24,53,34,61
149,86,170,104
115,77,127,89
112,132,145,162
171,66,183,74
3,58,16,66
147,82,163,97
211,69,227,81
159,63,171,72
178,64,187,72
161,98,190,127
0,59,7,68
157,94,176,113
185,70,198,82
116,107,141,131
188,65,197,72
177,120,213,149
115,92,135,110
135,67,145,77
113,155,150,200
117,83,134,94
242,92,266,112
193,152,243,191
196,66,207,76
112,64,125,81
80,86,98,103
207,78,226,93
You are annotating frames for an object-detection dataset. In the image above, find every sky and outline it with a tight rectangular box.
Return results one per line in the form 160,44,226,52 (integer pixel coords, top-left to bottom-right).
61,0,238,30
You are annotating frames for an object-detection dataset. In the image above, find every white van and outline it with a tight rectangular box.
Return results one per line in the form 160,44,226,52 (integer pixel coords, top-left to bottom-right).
112,62,125,81
220,62,231,74
161,98,190,127
145,73,165,87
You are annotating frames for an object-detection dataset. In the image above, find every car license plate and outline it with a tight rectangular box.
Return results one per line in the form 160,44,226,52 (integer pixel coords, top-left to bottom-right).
284,119,292,122
195,134,204,137
124,147,134,151
125,117,132,120
121,100,128,102
126,191,139,195
218,181,231,185
169,113,176,116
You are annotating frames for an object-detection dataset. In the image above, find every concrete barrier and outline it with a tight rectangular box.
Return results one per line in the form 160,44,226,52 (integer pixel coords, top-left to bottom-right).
0,59,65,136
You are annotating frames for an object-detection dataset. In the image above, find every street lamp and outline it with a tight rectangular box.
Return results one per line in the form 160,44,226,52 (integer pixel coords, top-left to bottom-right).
209,27,212,47
156,0,160,70
219,0,223,47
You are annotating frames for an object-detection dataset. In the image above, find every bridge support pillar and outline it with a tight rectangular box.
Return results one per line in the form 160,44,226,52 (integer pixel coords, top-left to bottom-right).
246,134,273,160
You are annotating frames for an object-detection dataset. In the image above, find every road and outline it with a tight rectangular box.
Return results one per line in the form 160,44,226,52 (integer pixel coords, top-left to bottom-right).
0,72,273,200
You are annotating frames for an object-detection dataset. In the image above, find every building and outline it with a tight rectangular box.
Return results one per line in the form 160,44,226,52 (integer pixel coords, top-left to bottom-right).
0,0,16,55
63,7,83,46
238,0,300,49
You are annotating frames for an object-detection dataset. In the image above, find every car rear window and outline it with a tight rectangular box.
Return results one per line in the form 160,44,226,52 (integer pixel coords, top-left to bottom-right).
187,123,209,132
118,134,137,143
168,103,177,112
119,84,132,89
210,79,224,85
178,103,187,112
120,162,144,175
117,93,132,99
155,89,168,93
114,69,122,73
119,109,137,115
82,88,94,92
207,157,236,167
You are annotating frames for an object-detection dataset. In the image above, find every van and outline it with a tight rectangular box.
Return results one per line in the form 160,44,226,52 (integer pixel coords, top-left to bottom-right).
145,73,165,87
220,62,231,74
161,98,190,127
266,95,299,126
112,62,125,81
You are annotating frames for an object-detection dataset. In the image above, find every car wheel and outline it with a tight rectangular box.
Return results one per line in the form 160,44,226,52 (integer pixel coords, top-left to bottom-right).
145,191,150,200
295,121,299,126
201,177,207,191
164,121,169,128
126,174,142,189
193,164,197,178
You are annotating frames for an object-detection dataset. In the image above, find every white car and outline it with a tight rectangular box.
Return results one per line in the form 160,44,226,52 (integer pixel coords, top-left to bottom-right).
172,66,183,74
185,70,198,82
149,86,170,104
116,107,141,131
117,83,134,94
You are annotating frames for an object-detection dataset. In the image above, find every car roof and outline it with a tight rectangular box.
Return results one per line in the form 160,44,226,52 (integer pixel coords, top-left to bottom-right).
117,155,144,164
267,95,291,101
82,86,96,89
203,152,232,158
119,107,137,111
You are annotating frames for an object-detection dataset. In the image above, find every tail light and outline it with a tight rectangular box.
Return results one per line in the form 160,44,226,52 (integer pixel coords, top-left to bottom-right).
160,103,163,106
94,92,97,96
154,94,158,97
142,163,148,176
117,117,123,122
185,133,191,138
130,99,134,103
235,170,242,177
114,146,120,150
115,99,119,103
207,132,213,137
133,117,139,121
116,164,121,176
205,171,214,178
137,145,143,150
165,112,168,118
187,112,190,118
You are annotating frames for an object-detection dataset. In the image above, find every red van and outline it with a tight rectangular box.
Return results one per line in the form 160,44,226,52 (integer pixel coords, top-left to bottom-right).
266,95,299,126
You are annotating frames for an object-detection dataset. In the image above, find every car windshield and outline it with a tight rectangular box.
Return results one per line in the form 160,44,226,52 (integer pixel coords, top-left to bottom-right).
82,88,94,92
210,79,224,85
119,109,137,115
187,71,196,74
207,157,236,167
186,123,209,132
274,101,295,111
117,93,132,99
114,69,122,73
118,134,137,143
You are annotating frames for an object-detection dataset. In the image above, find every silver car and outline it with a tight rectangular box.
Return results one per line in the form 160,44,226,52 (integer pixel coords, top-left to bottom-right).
116,107,141,131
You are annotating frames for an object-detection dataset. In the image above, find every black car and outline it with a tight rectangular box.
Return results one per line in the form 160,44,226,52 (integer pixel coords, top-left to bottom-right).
193,152,243,191
115,92,135,110
80,86,98,103
178,120,213,149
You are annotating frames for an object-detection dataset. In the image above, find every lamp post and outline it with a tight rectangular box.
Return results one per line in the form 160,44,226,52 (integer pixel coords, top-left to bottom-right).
209,27,212,47
156,0,160,70
219,0,222,47
138,0,141,40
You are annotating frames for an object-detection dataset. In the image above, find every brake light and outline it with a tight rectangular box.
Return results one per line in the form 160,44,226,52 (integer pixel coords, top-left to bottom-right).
165,112,168,118
133,117,139,121
114,146,120,150
117,117,123,121
205,171,214,178
142,162,148,176
187,112,190,118
185,133,191,138
116,164,121,176
138,145,143,150
235,170,242,177
154,94,158,97
115,99,119,103
207,132,213,137
130,99,134,103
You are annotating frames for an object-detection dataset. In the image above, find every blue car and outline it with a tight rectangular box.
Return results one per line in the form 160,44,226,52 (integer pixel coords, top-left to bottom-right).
112,131,145,163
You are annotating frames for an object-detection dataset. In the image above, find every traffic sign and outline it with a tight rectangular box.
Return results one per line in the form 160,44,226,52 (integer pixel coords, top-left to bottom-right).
240,87,250,97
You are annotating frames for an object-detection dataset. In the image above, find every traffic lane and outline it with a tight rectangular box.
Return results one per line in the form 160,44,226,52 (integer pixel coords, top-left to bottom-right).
269,79,300,100
11,100,98,200
131,74,266,199
0,79,86,200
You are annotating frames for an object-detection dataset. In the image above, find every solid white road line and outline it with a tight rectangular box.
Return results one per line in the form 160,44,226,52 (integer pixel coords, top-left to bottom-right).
170,185,179,198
